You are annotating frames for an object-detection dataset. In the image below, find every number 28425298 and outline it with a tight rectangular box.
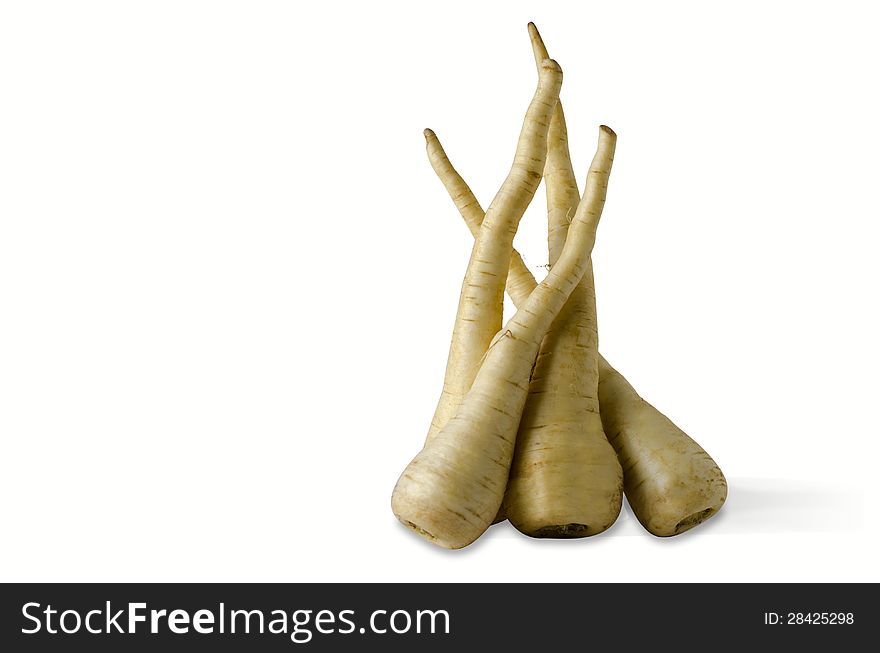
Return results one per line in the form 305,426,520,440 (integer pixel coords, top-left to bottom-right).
764,612,854,625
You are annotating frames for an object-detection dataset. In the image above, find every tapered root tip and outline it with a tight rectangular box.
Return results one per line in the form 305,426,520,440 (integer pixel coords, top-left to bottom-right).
598,125,618,151
528,22,549,62
423,128,436,141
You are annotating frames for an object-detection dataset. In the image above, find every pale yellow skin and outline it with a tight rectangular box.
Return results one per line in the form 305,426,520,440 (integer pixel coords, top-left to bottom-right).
425,23,726,537
425,60,563,445
598,360,728,536
392,125,617,550
423,129,536,306
501,23,623,538
427,130,621,534
430,142,727,536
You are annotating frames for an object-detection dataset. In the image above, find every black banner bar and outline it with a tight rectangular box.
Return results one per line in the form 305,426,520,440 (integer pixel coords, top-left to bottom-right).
0,583,872,651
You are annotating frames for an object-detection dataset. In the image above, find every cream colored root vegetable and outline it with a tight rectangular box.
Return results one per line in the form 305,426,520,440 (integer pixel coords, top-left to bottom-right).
597,359,727,535
391,58,562,548
422,130,538,311
424,59,563,445
392,126,616,550
424,132,511,526
497,23,622,538
426,102,726,537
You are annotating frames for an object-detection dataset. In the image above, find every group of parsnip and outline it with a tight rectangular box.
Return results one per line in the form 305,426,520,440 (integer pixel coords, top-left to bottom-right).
392,24,727,549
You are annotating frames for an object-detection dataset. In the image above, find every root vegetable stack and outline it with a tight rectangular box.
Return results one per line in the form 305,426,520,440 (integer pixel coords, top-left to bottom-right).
391,23,727,549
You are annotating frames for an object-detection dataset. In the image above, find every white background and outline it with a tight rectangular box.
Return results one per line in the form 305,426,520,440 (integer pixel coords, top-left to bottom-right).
1,1,878,582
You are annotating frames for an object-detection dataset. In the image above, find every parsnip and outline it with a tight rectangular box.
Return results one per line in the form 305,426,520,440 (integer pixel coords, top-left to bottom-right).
424,60,563,445
499,22,622,538
598,359,728,535
426,100,726,537
421,129,538,312
392,125,617,549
